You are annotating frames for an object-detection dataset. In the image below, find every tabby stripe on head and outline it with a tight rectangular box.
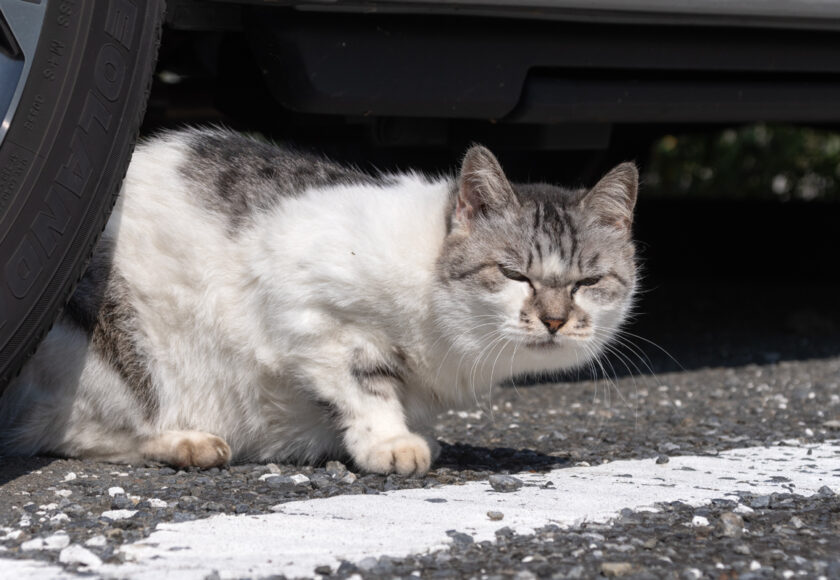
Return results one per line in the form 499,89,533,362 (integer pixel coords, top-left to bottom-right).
611,271,629,288
452,262,495,281
564,212,579,259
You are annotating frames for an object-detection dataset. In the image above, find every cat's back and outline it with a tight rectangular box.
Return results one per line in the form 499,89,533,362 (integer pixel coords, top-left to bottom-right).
122,127,380,234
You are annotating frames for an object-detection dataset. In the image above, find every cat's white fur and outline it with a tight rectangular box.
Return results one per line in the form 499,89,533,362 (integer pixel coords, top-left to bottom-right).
0,131,636,475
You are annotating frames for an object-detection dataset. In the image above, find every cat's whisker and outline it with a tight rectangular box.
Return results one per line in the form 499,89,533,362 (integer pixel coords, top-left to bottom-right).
453,328,503,405
432,321,501,388
612,329,684,372
604,329,657,373
597,342,643,430
427,314,501,353
578,340,614,434
488,334,513,399
599,329,663,384
469,332,507,409
586,342,618,411
596,343,636,407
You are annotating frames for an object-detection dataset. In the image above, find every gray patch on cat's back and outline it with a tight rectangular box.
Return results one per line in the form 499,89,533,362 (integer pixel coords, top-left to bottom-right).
177,128,385,232
64,243,158,421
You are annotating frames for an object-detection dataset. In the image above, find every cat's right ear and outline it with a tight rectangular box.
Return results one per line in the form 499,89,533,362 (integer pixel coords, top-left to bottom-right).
582,162,639,233
454,145,516,230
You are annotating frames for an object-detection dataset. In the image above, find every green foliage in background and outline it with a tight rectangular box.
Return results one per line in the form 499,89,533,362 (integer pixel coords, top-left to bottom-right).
645,124,840,202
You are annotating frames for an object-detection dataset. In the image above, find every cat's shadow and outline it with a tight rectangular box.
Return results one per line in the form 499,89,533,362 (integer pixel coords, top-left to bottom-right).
0,455,57,487
434,442,569,473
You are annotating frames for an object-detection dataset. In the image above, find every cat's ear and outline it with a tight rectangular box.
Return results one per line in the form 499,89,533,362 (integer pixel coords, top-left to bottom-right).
454,145,516,229
582,162,638,232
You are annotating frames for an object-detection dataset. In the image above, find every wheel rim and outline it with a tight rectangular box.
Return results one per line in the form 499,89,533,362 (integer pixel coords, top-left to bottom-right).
0,0,48,148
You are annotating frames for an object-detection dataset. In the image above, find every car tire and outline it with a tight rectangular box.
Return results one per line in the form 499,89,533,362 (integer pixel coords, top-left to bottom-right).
0,0,165,391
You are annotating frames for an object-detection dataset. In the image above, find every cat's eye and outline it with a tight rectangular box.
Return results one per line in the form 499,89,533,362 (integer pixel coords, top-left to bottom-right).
572,277,601,294
498,264,530,283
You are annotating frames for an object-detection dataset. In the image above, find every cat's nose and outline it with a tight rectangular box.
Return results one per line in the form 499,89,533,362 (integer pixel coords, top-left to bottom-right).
540,317,567,334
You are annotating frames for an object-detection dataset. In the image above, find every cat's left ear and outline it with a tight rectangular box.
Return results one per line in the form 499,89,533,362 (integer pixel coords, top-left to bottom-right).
454,145,517,229
582,162,638,232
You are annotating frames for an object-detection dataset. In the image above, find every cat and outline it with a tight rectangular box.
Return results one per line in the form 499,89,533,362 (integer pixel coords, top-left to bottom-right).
0,128,638,476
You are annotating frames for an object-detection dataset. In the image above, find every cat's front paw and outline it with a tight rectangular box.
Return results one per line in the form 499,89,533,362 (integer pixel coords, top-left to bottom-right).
356,433,432,476
142,430,231,469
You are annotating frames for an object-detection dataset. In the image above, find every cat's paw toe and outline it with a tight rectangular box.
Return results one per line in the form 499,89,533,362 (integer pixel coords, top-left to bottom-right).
361,433,432,476
171,433,231,469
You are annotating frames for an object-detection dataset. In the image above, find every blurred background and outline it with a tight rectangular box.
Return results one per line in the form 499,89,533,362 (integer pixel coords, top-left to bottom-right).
142,3,840,376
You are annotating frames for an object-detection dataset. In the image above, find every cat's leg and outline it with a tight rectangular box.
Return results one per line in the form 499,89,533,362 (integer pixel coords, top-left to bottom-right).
307,341,433,476
139,431,231,469
346,406,432,476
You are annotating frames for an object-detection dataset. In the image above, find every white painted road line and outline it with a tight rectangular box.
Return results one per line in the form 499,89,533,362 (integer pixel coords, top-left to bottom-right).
109,441,838,579
0,557,77,580
1,441,837,579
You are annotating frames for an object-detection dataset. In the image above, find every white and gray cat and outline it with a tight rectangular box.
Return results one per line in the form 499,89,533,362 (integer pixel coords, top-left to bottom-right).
0,128,638,476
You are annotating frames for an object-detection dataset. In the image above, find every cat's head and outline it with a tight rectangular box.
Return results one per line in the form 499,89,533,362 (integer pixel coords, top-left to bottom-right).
433,145,638,376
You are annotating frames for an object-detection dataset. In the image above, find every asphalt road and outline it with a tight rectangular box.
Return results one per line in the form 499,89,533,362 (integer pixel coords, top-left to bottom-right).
1,199,839,578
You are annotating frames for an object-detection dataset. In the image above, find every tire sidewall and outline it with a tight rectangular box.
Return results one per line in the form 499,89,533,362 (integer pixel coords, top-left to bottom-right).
0,0,164,386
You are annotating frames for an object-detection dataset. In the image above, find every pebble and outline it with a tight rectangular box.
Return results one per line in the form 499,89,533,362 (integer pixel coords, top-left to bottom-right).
21,532,70,551
718,512,744,537
750,495,771,509
111,495,134,509
84,535,107,547
446,530,474,546
356,557,378,571
690,515,710,527
289,473,311,486
147,498,168,508
655,455,670,464
734,544,751,555
789,515,805,529
59,544,103,569
488,474,523,492
817,486,835,498
310,474,333,489
264,475,298,490
601,562,634,577
101,509,138,521
325,461,348,478
0,529,22,541
107,486,126,497
487,510,504,521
